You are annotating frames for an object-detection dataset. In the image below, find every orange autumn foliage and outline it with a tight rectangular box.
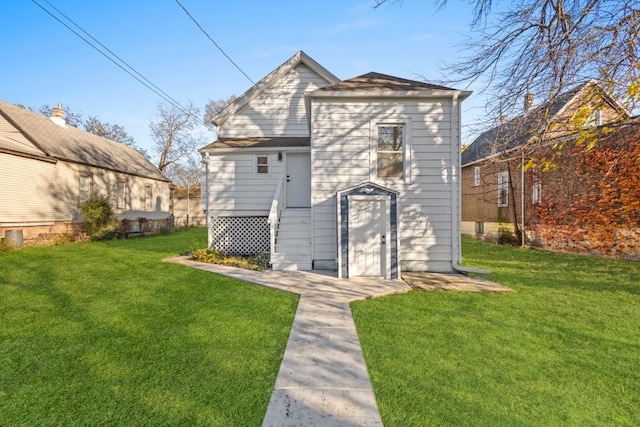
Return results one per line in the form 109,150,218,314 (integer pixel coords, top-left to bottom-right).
533,121,640,259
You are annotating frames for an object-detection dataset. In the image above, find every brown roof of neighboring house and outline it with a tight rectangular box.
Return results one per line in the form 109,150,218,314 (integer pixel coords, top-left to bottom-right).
0,100,169,182
314,72,458,93
461,80,630,166
200,136,310,150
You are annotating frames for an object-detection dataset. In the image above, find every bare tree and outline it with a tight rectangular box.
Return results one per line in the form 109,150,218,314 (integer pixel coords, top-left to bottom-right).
203,95,237,125
84,116,148,157
149,101,203,174
34,104,148,157
377,0,640,119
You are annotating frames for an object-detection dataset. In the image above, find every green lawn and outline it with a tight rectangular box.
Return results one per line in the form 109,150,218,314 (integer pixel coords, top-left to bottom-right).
352,238,640,426
0,228,298,426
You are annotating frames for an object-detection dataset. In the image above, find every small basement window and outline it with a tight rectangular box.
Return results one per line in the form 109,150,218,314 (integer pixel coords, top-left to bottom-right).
256,155,269,174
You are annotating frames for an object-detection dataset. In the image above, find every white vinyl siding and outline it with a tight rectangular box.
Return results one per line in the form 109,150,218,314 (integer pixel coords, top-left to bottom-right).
1,153,171,226
203,152,286,216
310,97,458,271
220,64,328,138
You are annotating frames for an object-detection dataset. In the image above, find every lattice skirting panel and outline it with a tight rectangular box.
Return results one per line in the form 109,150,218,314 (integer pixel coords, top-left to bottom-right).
209,216,269,255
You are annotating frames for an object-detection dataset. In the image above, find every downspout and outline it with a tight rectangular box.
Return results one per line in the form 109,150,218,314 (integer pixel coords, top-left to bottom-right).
521,150,526,247
203,152,211,247
450,92,492,275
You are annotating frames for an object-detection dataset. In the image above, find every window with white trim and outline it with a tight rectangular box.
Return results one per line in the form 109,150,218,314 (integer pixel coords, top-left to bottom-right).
473,167,480,186
117,180,126,209
256,155,269,174
498,171,509,207
145,185,152,211
79,174,92,203
376,125,404,179
532,182,542,204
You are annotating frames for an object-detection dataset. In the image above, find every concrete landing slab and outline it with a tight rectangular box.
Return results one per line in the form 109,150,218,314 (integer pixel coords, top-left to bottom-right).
402,271,512,292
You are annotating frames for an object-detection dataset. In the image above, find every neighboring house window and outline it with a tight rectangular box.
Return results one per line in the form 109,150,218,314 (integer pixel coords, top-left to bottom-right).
473,167,480,186
256,155,269,174
476,221,484,235
532,182,542,204
594,107,602,126
145,185,152,211
117,180,126,209
498,171,509,207
79,174,92,203
377,125,404,179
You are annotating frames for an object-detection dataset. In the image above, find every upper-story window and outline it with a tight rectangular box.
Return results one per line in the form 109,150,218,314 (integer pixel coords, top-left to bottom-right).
377,125,404,179
256,155,269,174
498,171,509,207
473,167,481,186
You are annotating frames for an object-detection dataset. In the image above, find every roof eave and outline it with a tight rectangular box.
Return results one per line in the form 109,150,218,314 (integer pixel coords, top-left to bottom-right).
308,89,472,99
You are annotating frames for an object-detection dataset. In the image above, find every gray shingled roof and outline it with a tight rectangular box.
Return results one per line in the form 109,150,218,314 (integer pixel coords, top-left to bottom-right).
461,81,620,165
314,72,458,93
200,136,310,150
0,100,169,181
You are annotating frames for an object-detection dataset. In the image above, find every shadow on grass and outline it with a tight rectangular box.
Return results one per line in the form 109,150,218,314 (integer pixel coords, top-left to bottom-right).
463,239,640,296
0,229,297,426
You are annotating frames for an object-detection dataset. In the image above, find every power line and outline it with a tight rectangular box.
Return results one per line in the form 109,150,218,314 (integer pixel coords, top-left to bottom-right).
175,0,256,86
40,0,190,117
30,0,203,124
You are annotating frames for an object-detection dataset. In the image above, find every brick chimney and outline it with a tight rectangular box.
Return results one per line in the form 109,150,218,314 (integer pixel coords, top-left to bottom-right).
524,93,534,113
50,103,66,127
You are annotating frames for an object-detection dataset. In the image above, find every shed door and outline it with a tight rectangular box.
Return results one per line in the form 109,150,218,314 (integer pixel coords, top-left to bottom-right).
348,199,389,278
286,153,311,208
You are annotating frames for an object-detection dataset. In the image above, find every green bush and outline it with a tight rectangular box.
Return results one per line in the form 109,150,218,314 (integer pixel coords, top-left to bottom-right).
80,194,115,240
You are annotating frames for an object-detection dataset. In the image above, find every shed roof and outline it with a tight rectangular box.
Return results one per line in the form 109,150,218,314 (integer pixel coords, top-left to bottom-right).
200,136,310,151
0,100,169,181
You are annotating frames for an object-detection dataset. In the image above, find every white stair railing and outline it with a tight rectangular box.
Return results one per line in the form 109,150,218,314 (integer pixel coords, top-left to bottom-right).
267,175,285,255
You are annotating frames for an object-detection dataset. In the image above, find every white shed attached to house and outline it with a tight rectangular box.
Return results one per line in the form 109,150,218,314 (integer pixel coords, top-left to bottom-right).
200,51,471,278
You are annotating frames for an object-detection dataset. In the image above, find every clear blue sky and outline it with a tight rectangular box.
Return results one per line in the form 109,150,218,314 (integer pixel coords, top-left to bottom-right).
2,0,488,160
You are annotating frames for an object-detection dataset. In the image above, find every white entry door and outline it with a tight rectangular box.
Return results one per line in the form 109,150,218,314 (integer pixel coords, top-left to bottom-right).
348,198,390,278
286,152,311,208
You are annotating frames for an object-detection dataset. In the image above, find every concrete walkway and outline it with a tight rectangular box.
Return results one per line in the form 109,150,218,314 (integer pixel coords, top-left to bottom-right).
165,256,411,426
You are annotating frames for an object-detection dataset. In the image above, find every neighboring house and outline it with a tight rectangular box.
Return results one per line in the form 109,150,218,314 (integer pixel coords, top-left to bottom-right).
0,101,173,245
200,51,471,277
461,80,630,245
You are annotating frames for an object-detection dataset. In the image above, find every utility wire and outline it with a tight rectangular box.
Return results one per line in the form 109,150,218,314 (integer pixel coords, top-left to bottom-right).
175,0,256,86
40,0,191,118
31,0,203,124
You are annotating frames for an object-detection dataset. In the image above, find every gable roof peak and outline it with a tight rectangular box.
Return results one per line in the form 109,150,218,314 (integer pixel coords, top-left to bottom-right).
211,51,341,127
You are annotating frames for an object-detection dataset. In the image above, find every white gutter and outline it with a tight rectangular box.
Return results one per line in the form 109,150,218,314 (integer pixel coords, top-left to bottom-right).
450,93,492,275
